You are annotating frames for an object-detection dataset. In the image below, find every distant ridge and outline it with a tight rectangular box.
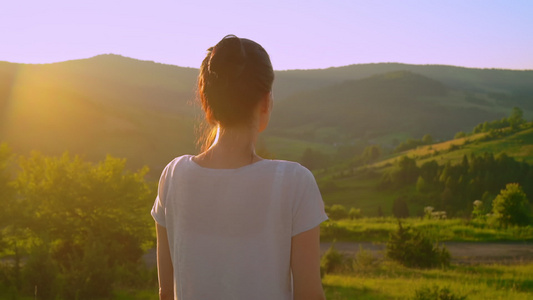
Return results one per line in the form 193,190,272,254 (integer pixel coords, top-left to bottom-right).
1,54,532,176
269,70,502,142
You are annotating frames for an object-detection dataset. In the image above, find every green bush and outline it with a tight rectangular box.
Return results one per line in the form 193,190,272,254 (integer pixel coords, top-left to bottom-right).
328,204,349,220
320,244,345,276
352,246,378,272
58,239,114,300
320,220,352,241
22,241,60,300
348,207,362,220
471,200,486,222
413,285,467,300
492,183,532,227
392,196,410,218
386,221,450,268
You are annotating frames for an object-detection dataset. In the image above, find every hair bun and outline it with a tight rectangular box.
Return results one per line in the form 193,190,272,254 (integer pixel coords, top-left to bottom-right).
208,35,246,80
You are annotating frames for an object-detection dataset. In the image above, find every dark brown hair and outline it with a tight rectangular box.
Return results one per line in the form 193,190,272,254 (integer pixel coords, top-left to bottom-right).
198,35,274,127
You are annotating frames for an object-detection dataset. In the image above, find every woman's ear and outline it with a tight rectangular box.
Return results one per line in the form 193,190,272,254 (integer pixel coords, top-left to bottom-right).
260,92,273,113
258,92,273,132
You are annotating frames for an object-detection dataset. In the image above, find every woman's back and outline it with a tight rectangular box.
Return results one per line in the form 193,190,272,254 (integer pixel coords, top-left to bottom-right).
152,155,326,299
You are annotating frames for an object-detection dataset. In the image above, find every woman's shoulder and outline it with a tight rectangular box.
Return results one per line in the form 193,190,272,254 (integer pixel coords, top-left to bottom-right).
160,155,194,174
167,154,193,166
263,159,314,177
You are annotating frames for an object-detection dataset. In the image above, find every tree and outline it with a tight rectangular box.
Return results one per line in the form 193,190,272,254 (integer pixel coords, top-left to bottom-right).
454,131,466,139
377,205,384,217
12,152,154,299
328,204,349,220
392,196,409,218
348,207,362,219
361,145,381,163
508,107,525,130
391,156,419,186
320,244,345,275
419,160,439,183
492,183,531,227
416,176,428,193
386,222,450,268
0,143,14,227
472,200,486,222
422,134,434,144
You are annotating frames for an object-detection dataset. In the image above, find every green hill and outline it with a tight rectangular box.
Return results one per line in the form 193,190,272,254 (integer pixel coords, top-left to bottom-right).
316,124,533,217
274,63,533,101
1,54,532,177
0,55,199,175
268,71,502,143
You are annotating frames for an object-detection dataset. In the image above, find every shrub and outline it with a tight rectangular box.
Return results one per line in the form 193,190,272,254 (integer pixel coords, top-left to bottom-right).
392,196,410,218
22,241,60,300
413,285,467,300
471,200,487,222
492,183,532,227
349,207,362,220
320,244,345,275
386,221,450,268
60,240,114,300
328,204,349,220
352,246,378,272
454,131,466,139
424,206,447,220
320,220,352,241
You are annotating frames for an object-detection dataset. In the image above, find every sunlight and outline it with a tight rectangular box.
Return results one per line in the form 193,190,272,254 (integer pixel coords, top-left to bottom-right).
2,64,99,153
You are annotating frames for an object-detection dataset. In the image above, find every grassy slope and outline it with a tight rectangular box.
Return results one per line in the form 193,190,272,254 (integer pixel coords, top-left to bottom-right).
321,217,533,243
317,125,533,216
0,56,200,178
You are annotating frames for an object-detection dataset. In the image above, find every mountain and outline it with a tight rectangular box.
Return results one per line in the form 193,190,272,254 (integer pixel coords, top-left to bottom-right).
1,54,532,176
273,63,533,101
0,55,199,175
268,71,503,143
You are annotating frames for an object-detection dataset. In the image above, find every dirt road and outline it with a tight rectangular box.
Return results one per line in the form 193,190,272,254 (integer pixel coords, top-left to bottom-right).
144,241,533,267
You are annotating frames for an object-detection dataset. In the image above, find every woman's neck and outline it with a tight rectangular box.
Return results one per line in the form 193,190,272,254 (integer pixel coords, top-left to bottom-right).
193,125,262,169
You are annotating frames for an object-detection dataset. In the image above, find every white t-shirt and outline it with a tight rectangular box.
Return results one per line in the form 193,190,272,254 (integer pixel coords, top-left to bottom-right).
151,155,328,300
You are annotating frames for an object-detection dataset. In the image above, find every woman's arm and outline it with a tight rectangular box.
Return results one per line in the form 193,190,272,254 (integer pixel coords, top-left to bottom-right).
291,225,326,300
156,223,174,300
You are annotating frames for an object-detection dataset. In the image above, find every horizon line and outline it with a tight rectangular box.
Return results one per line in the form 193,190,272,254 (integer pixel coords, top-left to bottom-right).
1,53,532,72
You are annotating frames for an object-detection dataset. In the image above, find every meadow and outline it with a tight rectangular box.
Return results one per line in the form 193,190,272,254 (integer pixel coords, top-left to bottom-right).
322,262,533,300
107,262,533,300
54,262,533,300
320,217,533,243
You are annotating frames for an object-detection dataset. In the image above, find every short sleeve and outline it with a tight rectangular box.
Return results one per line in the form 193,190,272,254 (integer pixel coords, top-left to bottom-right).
151,163,170,227
291,166,328,236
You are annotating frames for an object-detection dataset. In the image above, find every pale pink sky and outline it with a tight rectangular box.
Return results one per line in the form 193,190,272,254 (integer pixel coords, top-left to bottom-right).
1,0,532,70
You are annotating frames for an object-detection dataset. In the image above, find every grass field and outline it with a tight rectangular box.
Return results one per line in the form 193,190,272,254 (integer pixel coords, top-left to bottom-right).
320,177,400,212
105,262,533,300
374,125,533,169
320,217,533,242
109,262,533,300
323,262,533,300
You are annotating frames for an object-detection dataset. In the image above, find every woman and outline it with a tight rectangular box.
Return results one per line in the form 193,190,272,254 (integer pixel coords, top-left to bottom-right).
151,35,328,300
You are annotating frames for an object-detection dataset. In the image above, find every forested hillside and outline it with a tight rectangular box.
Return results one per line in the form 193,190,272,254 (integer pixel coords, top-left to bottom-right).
314,117,533,218
1,54,532,176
